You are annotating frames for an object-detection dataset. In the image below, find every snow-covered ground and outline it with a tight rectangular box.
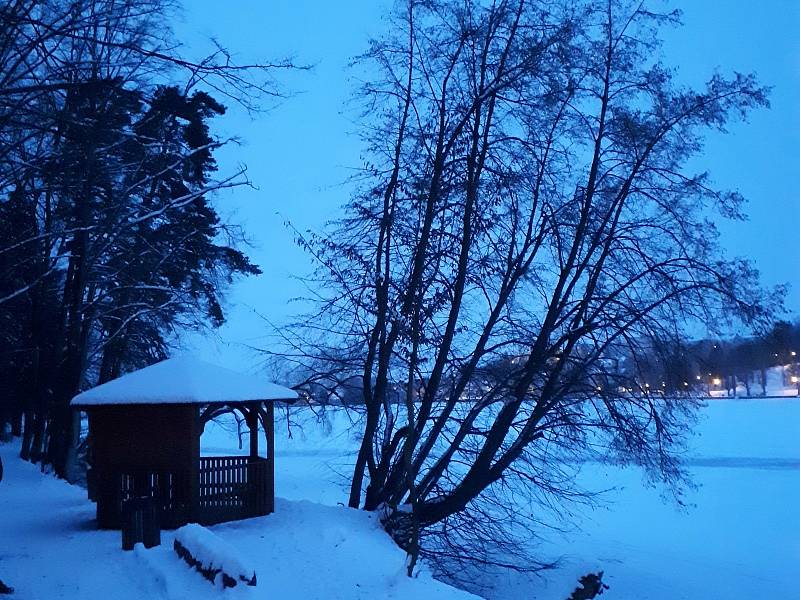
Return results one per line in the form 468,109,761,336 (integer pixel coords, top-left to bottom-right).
1,399,798,599
0,436,475,600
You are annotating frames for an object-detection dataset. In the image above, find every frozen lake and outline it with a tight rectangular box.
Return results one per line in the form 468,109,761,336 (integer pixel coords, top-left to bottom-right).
202,398,800,599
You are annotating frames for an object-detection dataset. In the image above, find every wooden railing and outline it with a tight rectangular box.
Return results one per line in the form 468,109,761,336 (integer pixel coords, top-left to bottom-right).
198,456,271,525
114,456,272,528
117,469,191,529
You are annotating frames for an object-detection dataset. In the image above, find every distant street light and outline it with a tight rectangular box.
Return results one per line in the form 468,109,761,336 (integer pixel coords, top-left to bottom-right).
712,377,722,386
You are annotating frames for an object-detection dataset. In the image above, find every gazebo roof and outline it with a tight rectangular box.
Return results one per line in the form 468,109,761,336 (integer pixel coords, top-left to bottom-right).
71,356,298,407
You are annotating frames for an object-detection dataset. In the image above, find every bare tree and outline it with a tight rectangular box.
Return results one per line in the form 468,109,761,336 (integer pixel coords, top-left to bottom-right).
277,0,775,574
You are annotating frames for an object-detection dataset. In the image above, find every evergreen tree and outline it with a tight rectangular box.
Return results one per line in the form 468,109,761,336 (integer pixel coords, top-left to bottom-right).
0,0,285,478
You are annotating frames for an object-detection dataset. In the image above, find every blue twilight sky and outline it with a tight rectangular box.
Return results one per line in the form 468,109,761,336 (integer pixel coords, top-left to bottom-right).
176,1,800,368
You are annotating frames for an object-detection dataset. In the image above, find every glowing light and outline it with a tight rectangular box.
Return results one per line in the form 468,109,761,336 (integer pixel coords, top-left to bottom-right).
712,378,722,386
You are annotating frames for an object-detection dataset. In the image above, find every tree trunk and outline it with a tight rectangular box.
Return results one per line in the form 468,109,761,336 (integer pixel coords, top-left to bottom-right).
19,410,33,460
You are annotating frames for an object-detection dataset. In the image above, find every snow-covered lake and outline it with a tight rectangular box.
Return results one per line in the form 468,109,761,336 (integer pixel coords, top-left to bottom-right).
203,398,800,599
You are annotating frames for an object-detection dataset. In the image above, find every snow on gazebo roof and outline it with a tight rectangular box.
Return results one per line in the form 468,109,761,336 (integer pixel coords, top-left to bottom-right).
71,356,298,407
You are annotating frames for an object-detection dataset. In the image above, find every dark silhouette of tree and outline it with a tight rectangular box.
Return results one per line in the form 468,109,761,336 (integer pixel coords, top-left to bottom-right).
0,0,292,478
95,86,260,384
277,0,776,574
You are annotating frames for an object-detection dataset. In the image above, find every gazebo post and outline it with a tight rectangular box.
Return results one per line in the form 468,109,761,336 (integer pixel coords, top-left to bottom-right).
266,401,275,513
190,405,201,524
246,408,259,458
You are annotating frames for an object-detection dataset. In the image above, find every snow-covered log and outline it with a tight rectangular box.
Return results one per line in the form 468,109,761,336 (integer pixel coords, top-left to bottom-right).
173,524,257,588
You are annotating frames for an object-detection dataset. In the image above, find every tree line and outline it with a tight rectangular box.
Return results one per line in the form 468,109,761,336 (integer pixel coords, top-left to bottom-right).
296,319,800,405
0,0,286,479
632,320,800,396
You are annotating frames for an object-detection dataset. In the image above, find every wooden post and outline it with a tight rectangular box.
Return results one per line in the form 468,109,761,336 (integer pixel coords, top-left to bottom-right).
247,410,259,458
246,408,259,516
266,402,274,514
190,405,201,524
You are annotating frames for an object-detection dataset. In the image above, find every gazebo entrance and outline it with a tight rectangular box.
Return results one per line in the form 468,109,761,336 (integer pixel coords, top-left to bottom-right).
196,401,275,525
72,357,296,529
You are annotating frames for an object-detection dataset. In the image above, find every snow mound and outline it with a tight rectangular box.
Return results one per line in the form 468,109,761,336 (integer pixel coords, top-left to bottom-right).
174,523,256,587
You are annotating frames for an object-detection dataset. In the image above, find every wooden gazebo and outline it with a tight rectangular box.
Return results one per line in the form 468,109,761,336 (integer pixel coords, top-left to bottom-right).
71,357,297,529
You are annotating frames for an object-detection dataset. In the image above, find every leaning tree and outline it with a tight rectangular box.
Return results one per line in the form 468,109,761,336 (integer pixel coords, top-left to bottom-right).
277,0,775,576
